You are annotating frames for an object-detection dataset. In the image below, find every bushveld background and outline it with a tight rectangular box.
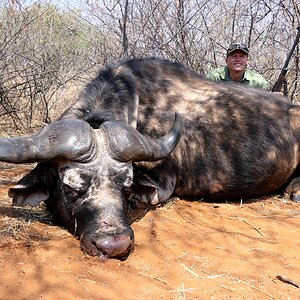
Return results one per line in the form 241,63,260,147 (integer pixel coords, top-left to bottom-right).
0,0,299,133
0,1,300,299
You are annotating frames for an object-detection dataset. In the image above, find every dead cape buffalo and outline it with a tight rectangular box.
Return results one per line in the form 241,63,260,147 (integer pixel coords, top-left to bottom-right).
0,57,300,259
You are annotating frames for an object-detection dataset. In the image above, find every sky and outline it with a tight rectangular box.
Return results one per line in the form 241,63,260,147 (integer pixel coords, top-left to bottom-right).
21,0,85,11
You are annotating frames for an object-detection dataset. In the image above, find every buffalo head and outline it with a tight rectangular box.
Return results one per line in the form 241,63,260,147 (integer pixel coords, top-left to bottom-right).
1,114,182,259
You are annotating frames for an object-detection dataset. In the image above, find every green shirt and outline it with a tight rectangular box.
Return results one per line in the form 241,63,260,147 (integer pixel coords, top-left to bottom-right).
207,66,269,90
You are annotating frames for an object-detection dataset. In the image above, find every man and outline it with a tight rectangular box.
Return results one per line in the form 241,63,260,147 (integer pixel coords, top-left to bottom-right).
207,43,269,90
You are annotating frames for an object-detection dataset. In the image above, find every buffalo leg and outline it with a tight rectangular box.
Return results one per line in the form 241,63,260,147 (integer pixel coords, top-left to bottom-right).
284,177,300,202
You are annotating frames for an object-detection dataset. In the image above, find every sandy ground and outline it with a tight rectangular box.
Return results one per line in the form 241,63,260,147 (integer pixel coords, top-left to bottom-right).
0,164,300,300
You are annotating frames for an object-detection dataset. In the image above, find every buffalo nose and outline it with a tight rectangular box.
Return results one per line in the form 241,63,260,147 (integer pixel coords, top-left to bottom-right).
94,232,134,259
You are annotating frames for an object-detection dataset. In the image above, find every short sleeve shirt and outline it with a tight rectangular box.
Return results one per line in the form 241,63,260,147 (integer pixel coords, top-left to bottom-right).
207,66,269,90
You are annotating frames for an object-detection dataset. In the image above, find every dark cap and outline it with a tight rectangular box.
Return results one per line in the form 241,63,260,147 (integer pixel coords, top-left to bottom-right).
226,43,249,57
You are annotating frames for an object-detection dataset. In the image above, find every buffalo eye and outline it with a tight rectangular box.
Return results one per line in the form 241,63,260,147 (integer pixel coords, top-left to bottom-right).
61,168,91,193
120,171,133,200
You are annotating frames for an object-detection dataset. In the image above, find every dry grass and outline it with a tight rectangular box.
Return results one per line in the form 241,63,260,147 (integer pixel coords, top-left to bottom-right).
0,203,52,240
0,163,53,243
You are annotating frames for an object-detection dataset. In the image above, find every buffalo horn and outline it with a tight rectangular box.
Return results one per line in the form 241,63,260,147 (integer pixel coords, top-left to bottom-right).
102,113,182,162
0,119,94,163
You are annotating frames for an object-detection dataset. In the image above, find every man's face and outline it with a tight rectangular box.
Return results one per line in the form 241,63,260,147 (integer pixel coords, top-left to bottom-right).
226,50,248,72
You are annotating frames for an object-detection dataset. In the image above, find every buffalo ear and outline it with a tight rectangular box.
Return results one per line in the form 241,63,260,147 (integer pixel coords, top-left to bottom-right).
9,185,49,207
8,162,55,207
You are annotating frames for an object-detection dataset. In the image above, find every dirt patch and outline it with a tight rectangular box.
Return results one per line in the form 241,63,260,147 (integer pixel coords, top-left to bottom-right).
0,164,300,299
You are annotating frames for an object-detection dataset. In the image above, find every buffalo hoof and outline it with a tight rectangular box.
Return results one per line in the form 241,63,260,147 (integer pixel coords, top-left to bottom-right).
284,177,300,203
291,193,300,203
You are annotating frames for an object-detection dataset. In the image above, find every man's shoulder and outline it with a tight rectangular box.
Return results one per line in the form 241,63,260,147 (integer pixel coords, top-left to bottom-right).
245,69,266,81
207,66,227,81
245,69,269,89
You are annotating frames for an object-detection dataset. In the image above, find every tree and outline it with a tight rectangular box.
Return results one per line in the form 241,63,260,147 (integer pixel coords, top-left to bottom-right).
1,0,299,133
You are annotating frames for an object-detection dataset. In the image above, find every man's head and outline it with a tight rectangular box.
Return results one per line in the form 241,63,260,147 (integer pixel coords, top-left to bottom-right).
226,43,249,77
226,43,249,57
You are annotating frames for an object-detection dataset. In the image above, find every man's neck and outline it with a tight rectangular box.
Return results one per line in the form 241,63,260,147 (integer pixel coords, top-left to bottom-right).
228,69,244,82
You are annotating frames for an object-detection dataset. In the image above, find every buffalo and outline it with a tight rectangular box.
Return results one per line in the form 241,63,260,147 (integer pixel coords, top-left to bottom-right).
0,57,299,259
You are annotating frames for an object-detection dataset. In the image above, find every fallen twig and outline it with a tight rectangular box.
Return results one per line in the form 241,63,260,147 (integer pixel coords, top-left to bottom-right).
240,218,265,237
276,274,300,288
182,264,225,279
234,278,279,300
219,284,235,292
200,268,226,278
139,272,168,285
76,275,90,293
182,264,203,279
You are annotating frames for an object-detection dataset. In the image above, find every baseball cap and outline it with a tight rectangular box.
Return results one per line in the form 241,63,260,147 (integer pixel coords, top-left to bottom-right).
227,43,249,57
